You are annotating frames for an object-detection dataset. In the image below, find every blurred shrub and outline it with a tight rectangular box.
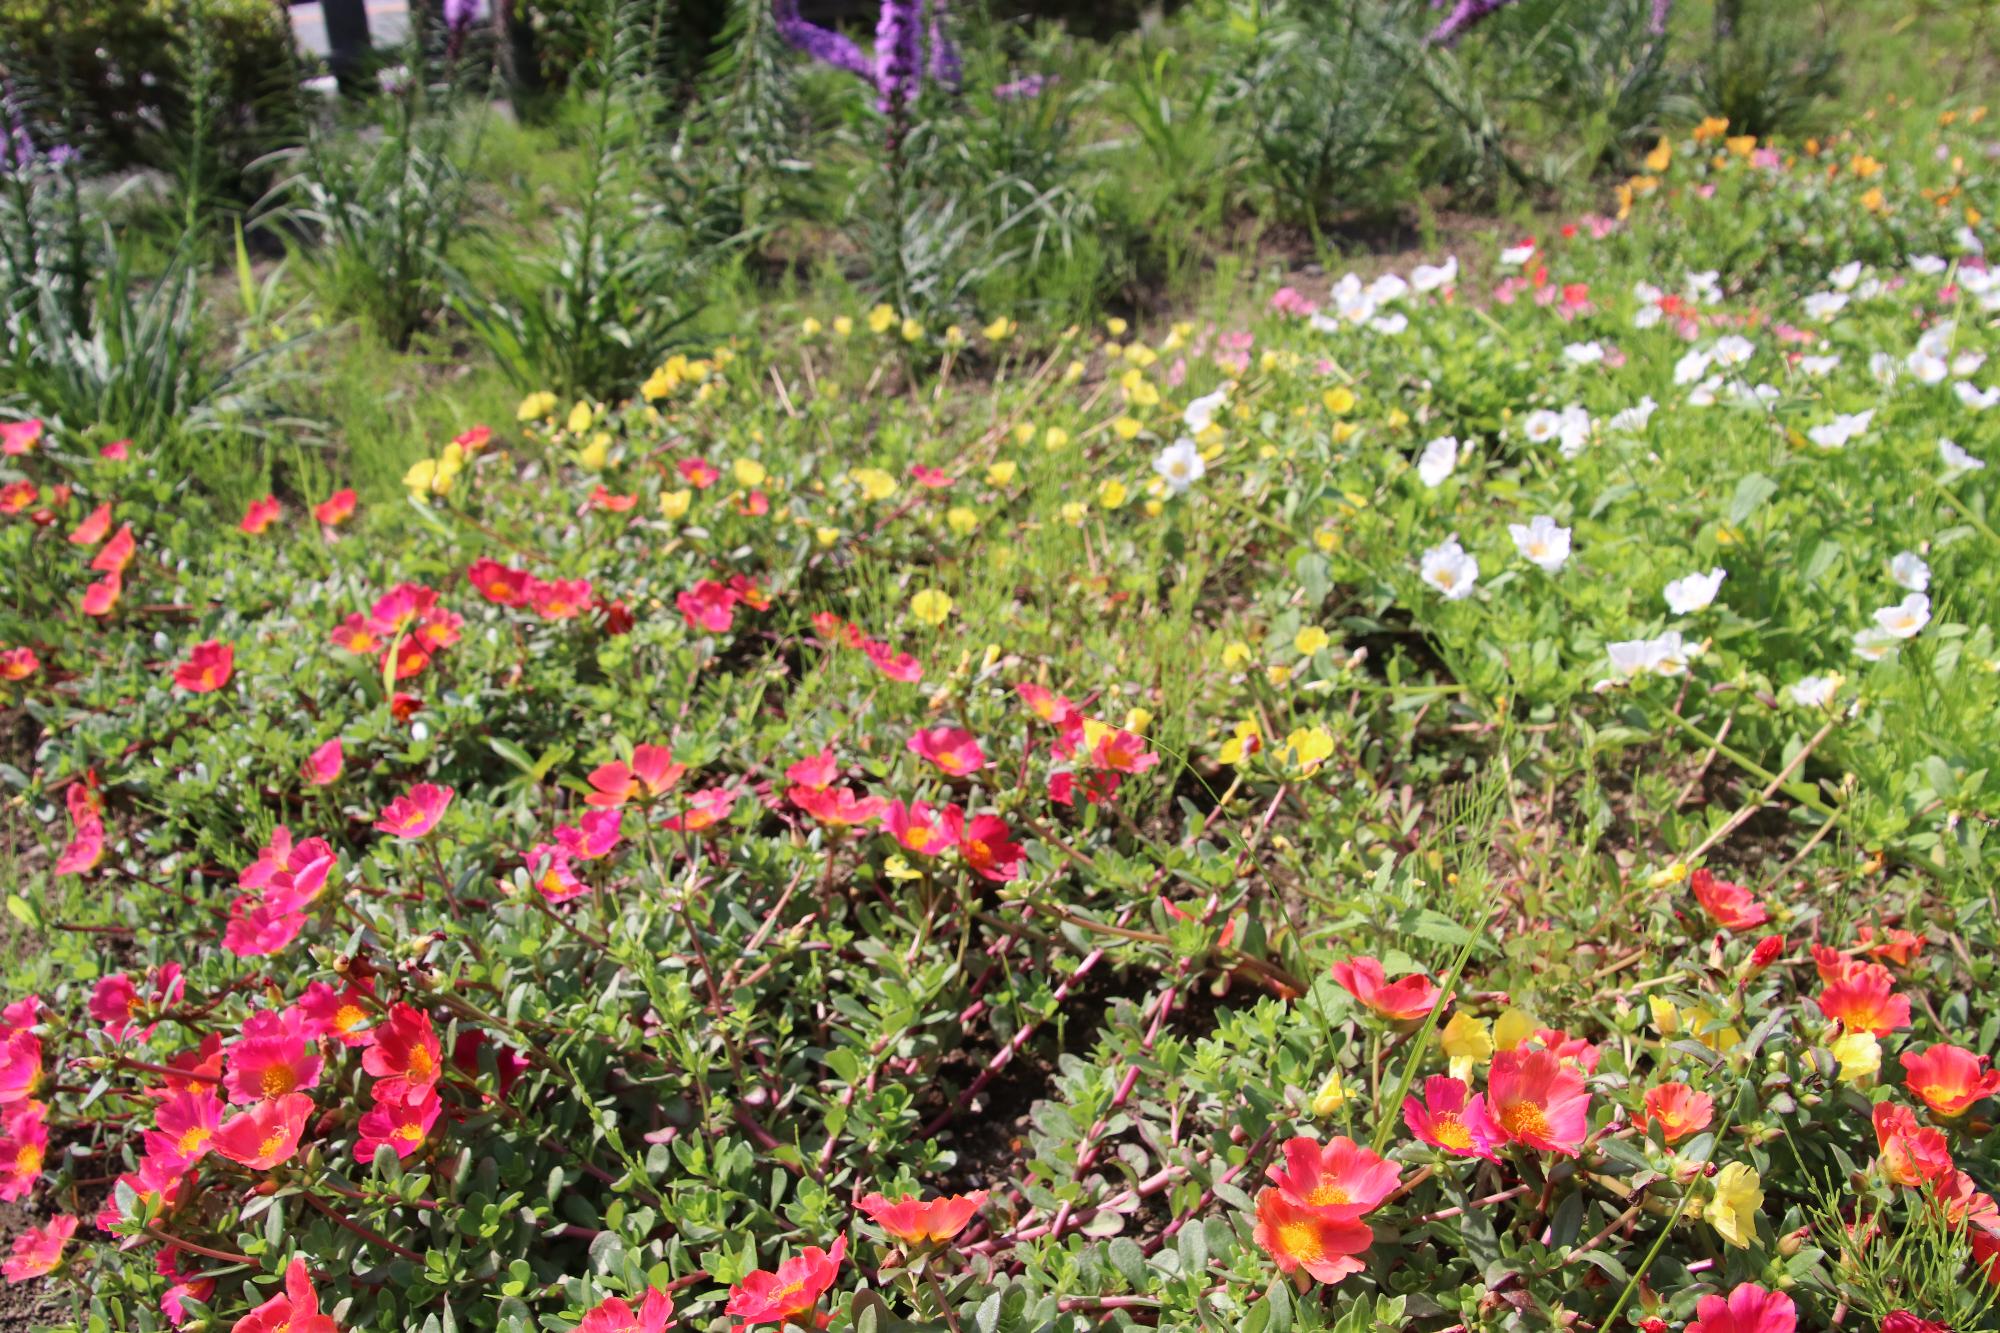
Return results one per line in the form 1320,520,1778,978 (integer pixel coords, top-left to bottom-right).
0,0,299,179
1692,0,1841,139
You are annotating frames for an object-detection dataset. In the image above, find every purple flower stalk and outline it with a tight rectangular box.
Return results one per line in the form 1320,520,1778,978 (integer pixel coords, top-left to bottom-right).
773,0,871,79
924,0,961,92
1648,0,1672,37
1426,0,1518,46
874,0,922,119
774,0,962,122
443,0,479,33
993,74,1047,102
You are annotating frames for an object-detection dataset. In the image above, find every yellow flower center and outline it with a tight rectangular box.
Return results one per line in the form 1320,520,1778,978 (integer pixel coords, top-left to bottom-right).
407,1046,434,1080
393,1124,424,1145
1276,1220,1323,1263
1432,1115,1471,1150
257,1129,288,1160
334,1004,366,1034
1304,1183,1351,1207
17,1144,43,1176
177,1126,210,1155
1499,1101,1550,1141
260,1065,298,1097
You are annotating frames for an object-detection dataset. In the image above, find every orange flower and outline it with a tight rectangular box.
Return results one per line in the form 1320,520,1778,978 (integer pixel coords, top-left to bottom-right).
1690,868,1769,932
1815,964,1911,1037
1263,1136,1400,1221
1486,1048,1592,1156
1872,1102,1952,1188
857,1189,988,1244
1637,1082,1714,1144
1900,1044,2000,1118
1858,924,1924,967
1252,1187,1373,1285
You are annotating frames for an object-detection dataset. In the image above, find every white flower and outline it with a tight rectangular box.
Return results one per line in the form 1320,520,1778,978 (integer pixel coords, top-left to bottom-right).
1521,410,1562,445
1802,291,1848,321
1152,438,1206,494
1417,436,1460,488
1562,341,1605,366
1953,382,2000,410
1852,628,1898,661
1954,351,1987,378
1664,567,1726,615
1828,261,1863,291
1910,254,1947,276
1309,313,1342,335
1956,225,1984,255
1606,632,1696,682
1869,352,1899,385
1632,304,1664,329
1729,381,1780,408
1500,242,1537,267
1874,594,1931,639
1687,376,1722,408
1411,257,1458,293
1790,675,1839,708
1940,437,1987,472
1960,267,2000,295
1368,274,1410,305
1686,270,1723,304
1370,312,1409,336
1420,535,1479,600
1183,388,1229,434
1674,350,1714,386
1909,352,1950,385
1607,638,1659,679
1798,354,1841,377
1890,551,1930,592
1609,397,1657,434
1806,410,1874,449
1633,280,1664,304
1711,334,1755,367
1508,515,1571,572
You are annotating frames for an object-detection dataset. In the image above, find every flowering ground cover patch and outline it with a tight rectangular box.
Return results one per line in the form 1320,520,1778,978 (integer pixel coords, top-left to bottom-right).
2,108,2000,1333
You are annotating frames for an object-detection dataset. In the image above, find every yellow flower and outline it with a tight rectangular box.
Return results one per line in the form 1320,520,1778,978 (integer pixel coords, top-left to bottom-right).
1267,663,1291,686
946,506,979,536
910,589,953,627
1063,360,1085,384
900,317,924,343
1441,1012,1493,1082
986,461,1018,486
867,304,897,334
733,458,767,488
1831,1031,1881,1084
984,316,1016,342
1219,719,1262,766
566,401,595,435
1282,726,1334,775
883,854,922,882
1693,115,1729,143
1311,1069,1349,1116
1648,998,1680,1038
851,467,897,501
1861,187,1886,214
516,391,557,422
1113,417,1142,441
814,525,841,547
1098,479,1129,509
1704,1163,1763,1249
1013,423,1037,446
944,325,965,347
1294,626,1330,657
576,433,609,471
1684,1006,1743,1053
1060,501,1090,526
1221,641,1252,669
1143,499,1163,518
1105,317,1128,338
1323,386,1356,414
1123,707,1152,734
800,316,823,338
1043,426,1070,451
660,489,692,520
833,315,854,338
1644,136,1672,173
1494,1008,1539,1051
402,457,442,501
1724,134,1757,157
641,366,674,401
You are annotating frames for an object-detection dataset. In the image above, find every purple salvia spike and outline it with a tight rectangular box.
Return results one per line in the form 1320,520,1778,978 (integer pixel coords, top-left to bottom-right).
773,0,872,80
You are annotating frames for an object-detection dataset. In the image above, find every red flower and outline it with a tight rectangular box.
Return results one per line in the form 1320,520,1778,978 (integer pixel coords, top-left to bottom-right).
1816,964,1911,1036
329,614,382,654
296,980,377,1048
1264,1136,1400,1220
939,807,1022,882
455,424,492,451
1690,868,1769,931
1881,1313,1953,1333
67,502,111,546
676,580,740,633
555,809,625,861
529,577,594,620
0,1106,48,1202
862,638,921,682
907,726,987,777
232,1257,338,1333
1402,1075,1501,1162
100,439,130,461
1872,1102,1953,1188
662,786,738,833
0,648,37,682
1900,1044,2000,1118
858,1190,987,1243
1686,1283,1796,1333
589,486,638,512
239,495,282,535
89,964,184,1041
92,523,135,574
586,745,685,807
142,1090,224,1170
785,749,839,791
678,457,720,489
223,1008,323,1104
1485,1048,1591,1156
1328,956,1439,1022
3,1213,75,1284
466,558,531,606
213,1092,315,1170
173,640,234,693
375,783,454,839
1858,924,1925,967
577,1288,675,1333
362,1004,443,1102
1749,935,1785,970
0,420,43,456
790,785,887,827
314,489,358,525
1252,1187,1373,1285
725,1236,845,1327
355,1086,441,1161
303,738,344,786
1015,682,1081,728
909,464,953,489
884,800,954,857
527,843,587,903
